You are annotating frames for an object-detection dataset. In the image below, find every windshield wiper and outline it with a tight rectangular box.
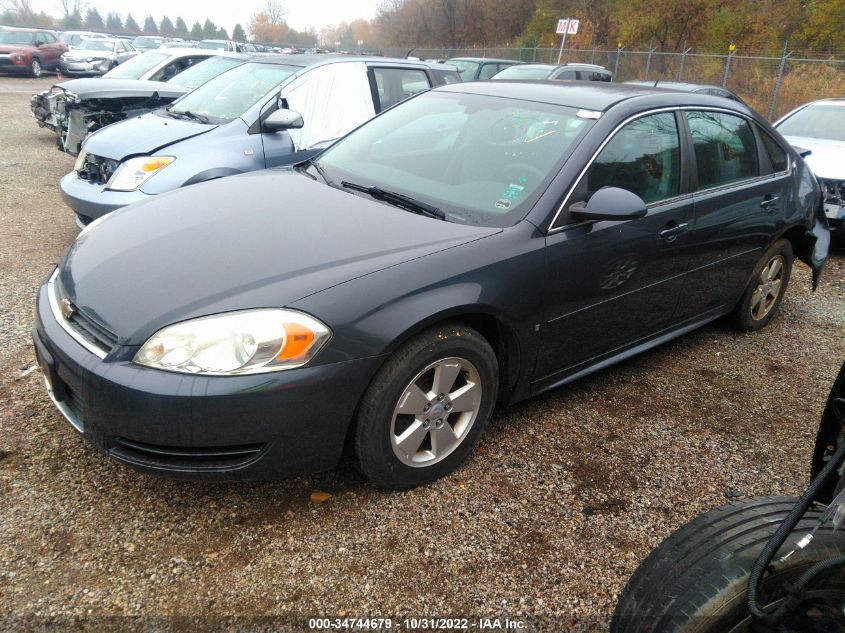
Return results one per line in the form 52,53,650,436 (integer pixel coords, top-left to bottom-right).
341,181,445,220
298,157,332,184
168,109,210,124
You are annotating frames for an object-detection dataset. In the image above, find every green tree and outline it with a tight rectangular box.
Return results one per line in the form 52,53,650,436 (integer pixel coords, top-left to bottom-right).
84,7,104,31
202,18,218,39
105,12,123,31
160,16,175,35
143,15,158,34
125,13,141,34
190,21,203,40
232,23,246,42
216,27,229,39
63,10,83,29
175,17,189,38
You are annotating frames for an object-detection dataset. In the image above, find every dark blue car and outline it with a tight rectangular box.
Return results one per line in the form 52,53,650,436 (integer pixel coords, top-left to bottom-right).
35,82,829,488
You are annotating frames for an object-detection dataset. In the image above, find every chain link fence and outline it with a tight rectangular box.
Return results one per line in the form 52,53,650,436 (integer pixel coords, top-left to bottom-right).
384,45,845,121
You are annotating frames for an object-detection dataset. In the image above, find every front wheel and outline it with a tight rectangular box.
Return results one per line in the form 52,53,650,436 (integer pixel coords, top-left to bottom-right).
29,58,42,78
733,239,793,331
353,323,498,489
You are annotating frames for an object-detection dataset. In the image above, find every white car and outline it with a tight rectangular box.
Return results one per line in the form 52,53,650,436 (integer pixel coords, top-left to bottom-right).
776,98,845,233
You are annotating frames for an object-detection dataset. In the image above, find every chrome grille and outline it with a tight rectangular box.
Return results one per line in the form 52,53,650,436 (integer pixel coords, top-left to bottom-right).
48,269,117,358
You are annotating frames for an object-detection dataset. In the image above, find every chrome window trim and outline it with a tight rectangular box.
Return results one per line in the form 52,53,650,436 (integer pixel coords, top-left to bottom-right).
47,268,108,359
548,106,790,234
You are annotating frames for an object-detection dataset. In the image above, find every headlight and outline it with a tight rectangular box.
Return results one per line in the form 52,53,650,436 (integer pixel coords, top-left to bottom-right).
106,156,174,191
73,149,87,172
134,309,331,375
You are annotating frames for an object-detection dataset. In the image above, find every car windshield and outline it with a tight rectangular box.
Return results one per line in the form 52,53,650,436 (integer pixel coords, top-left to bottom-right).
133,37,163,48
317,91,593,227
104,51,169,79
777,104,845,142
198,41,228,50
79,40,114,51
449,60,480,80
0,31,36,45
493,65,555,80
168,62,299,123
168,56,242,88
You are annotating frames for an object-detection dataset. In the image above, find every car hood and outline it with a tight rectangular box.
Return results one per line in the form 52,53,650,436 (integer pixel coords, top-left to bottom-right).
781,135,845,180
51,78,189,101
59,169,499,345
64,51,113,61
83,111,217,160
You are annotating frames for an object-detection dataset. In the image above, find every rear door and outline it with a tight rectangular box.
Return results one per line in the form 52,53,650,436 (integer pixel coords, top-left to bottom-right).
537,111,694,380
673,109,787,319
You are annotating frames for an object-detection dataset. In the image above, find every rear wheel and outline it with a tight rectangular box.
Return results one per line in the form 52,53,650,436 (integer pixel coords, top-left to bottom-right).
29,58,42,78
353,323,498,489
733,239,792,331
611,496,845,633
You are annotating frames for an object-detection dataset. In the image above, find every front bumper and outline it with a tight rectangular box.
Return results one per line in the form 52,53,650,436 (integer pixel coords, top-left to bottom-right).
60,171,152,223
59,60,109,77
33,276,384,480
824,202,844,229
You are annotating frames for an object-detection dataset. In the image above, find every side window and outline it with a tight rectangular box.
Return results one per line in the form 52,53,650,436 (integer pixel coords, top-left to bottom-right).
45,33,57,43
760,129,788,173
478,63,500,80
586,112,681,205
556,70,577,80
685,111,759,189
35,33,47,45
372,68,431,110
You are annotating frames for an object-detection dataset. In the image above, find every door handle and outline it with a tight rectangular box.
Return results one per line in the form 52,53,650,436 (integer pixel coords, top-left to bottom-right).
760,194,781,210
659,222,689,240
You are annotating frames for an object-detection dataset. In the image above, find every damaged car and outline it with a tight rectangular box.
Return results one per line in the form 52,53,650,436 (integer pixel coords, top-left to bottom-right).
32,50,237,155
57,38,139,77
776,98,845,236
60,55,461,225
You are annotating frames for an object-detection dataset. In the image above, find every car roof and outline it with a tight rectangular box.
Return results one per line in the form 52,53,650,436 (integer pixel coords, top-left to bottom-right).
155,48,221,57
447,57,523,64
803,98,845,106
435,80,753,114
246,54,459,71
4,26,50,32
626,80,729,92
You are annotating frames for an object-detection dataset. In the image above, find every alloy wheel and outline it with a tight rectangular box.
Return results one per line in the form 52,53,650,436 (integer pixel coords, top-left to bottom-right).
31,59,41,77
390,357,482,468
750,254,785,321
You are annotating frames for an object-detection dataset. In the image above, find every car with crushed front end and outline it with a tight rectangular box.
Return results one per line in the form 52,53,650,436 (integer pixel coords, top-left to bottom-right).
32,53,246,155
775,98,845,237
34,82,829,489
59,54,461,226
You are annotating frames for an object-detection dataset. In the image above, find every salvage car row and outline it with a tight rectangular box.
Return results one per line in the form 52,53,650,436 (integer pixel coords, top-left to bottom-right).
12,46,835,488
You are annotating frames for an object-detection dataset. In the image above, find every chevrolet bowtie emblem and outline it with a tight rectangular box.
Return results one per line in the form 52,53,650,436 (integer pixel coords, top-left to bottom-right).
60,298,75,320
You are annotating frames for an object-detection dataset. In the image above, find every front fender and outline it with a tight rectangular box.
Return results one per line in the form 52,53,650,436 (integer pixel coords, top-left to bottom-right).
182,167,243,187
812,361,845,504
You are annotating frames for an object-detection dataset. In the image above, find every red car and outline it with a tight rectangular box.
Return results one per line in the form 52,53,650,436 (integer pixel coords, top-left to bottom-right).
0,27,67,77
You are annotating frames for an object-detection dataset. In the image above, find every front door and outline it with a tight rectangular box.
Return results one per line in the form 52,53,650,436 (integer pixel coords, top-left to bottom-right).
536,111,694,380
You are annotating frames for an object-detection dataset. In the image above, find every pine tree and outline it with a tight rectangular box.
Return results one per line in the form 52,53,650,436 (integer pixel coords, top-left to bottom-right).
202,19,218,39
175,17,189,38
143,15,158,34
190,21,203,40
105,12,123,32
63,11,83,30
232,23,246,42
84,7,104,31
160,16,175,36
125,14,141,34
216,27,229,40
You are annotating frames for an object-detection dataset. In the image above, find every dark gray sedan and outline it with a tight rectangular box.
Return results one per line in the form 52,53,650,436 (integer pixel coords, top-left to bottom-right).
34,82,829,488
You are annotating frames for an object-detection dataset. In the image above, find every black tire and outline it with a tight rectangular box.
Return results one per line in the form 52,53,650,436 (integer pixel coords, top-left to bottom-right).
353,322,498,489
732,239,793,331
29,57,42,78
611,496,845,633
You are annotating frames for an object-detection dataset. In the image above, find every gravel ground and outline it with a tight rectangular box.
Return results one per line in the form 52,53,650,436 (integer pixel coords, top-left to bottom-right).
0,76,843,633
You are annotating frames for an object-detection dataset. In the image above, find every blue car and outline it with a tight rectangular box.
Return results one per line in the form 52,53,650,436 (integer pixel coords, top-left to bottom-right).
60,54,461,226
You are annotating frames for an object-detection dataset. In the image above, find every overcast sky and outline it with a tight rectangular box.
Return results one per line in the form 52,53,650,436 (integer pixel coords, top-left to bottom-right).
31,0,383,33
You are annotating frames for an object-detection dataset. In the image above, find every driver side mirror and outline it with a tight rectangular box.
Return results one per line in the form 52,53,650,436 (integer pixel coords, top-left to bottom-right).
570,187,648,222
264,108,304,132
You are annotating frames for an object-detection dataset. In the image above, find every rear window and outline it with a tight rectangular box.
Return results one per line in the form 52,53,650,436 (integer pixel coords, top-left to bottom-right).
104,51,169,79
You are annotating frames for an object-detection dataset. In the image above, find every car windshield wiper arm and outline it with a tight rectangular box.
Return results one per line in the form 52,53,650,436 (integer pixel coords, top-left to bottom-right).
168,109,210,124
341,181,445,220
